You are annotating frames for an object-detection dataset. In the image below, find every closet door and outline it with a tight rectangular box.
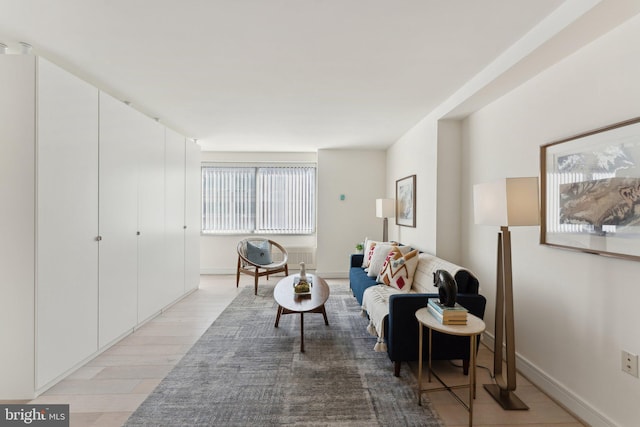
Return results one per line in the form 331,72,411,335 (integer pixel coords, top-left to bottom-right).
184,140,201,291
137,119,167,322
36,58,99,388
0,55,37,399
164,129,186,301
98,92,140,347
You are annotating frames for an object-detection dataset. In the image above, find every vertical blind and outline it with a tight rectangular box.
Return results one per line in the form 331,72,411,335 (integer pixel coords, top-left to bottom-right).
202,165,316,234
202,167,256,233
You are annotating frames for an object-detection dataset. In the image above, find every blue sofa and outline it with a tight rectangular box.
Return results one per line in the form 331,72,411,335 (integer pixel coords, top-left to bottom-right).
350,252,486,377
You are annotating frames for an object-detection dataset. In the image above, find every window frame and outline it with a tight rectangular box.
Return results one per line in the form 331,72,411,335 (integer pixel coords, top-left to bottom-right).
201,162,317,236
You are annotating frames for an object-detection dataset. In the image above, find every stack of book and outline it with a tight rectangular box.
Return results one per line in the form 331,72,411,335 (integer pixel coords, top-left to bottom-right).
427,298,468,325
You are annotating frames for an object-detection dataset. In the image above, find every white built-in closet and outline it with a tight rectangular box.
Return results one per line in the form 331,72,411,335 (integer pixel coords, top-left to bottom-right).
0,54,200,399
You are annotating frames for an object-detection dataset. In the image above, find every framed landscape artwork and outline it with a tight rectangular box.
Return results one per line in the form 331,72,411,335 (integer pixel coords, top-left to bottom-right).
540,117,640,261
396,175,416,228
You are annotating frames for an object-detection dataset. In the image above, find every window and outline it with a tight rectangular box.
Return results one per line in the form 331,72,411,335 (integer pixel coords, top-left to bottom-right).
202,165,316,234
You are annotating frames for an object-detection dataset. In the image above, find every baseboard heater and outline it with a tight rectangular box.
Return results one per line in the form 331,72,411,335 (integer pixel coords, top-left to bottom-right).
272,247,316,269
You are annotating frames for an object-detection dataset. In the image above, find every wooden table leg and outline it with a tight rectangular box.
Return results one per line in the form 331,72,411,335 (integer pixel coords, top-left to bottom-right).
275,305,283,327
428,328,432,383
472,334,477,398
468,333,476,427
300,312,305,352
321,304,329,325
418,322,423,406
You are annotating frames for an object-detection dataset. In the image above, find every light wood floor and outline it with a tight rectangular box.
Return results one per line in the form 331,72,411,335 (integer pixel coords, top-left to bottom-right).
19,276,584,426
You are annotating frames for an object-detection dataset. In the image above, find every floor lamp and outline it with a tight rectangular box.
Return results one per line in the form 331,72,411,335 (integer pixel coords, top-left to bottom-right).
473,177,539,411
376,198,395,242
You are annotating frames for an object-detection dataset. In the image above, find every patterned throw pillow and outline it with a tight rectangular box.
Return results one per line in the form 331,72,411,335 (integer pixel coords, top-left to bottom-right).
377,247,419,292
246,240,272,265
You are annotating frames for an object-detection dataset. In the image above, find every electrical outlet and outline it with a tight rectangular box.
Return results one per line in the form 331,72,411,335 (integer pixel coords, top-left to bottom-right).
622,350,639,377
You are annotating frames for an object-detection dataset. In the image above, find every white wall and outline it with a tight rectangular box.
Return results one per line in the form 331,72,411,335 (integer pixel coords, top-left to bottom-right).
386,117,439,253
436,120,463,263
460,14,640,427
385,115,465,263
316,149,387,277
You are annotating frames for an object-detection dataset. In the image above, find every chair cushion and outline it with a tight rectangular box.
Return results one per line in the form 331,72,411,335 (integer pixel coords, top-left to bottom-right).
246,241,272,265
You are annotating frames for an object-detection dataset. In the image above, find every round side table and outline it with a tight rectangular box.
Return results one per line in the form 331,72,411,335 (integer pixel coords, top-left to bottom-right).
415,307,485,427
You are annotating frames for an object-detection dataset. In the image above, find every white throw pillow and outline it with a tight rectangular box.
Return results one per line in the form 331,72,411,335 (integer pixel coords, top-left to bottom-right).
361,237,374,268
362,239,396,269
366,243,397,277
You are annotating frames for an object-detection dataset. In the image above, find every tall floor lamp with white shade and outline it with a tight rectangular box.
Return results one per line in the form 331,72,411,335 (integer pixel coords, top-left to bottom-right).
473,177,539,410
376,198,395,242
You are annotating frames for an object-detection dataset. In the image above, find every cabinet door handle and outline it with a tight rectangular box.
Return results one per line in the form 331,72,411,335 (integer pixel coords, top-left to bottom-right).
183,225,187,230
96,236,102,241
136,231,141,236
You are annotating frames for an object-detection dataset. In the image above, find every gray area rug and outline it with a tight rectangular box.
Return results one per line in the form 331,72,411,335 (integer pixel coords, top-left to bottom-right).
124,282,443,426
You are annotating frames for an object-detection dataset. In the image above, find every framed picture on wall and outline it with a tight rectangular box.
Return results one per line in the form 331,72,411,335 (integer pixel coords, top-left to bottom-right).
396,174,416,227
540,116,640,261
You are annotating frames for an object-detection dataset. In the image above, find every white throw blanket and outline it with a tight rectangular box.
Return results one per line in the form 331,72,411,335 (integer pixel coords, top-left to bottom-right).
359,253,474,353
361,285,400,352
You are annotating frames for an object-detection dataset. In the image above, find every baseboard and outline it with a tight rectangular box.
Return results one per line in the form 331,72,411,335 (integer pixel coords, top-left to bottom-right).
313,271,348,279
482,333,616,427
201,268,236,275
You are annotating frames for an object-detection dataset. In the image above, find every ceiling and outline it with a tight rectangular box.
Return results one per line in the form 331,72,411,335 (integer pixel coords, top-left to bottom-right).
0,0,629,152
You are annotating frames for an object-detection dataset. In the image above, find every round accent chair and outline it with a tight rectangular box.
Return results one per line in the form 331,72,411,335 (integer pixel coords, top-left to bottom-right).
236,238,289,295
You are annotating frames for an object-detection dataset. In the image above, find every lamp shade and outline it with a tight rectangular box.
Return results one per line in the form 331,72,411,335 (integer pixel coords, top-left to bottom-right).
376,198,395,218
473,177,539,226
